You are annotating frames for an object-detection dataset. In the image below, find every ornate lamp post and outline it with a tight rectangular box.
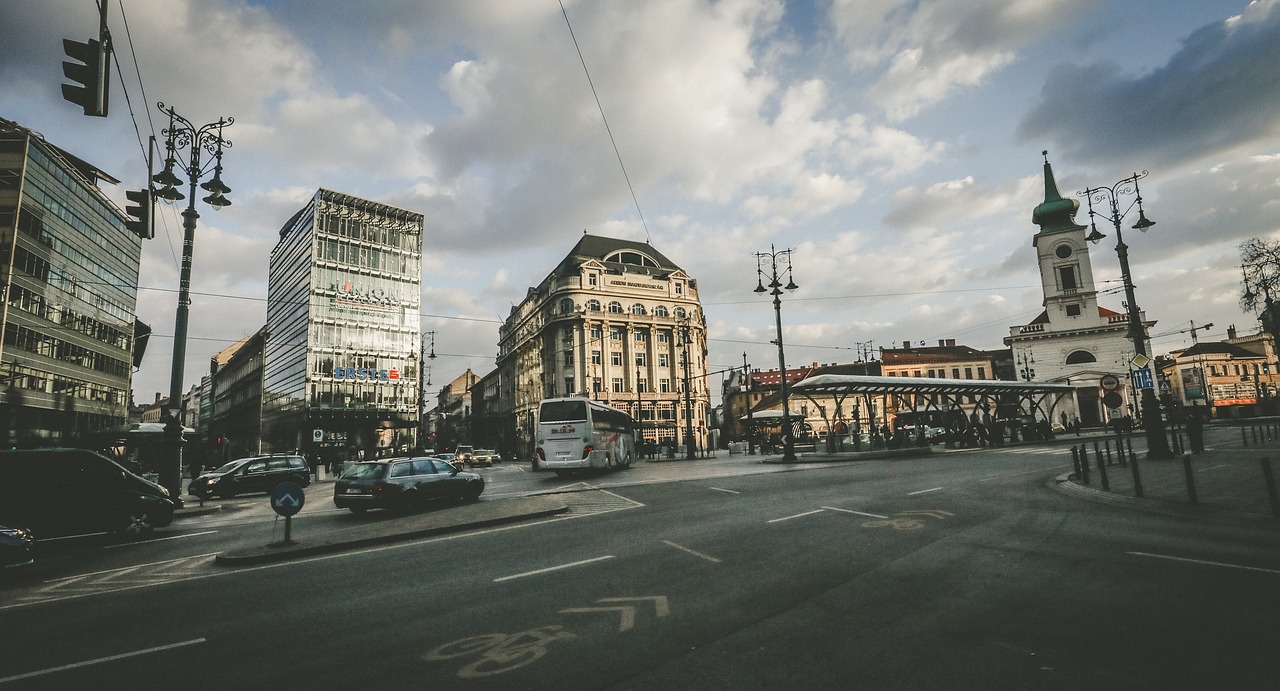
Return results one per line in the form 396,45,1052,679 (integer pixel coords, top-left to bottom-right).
1079,171,1172,459
151,103,233,502
753,244,798,462
677,320,697,459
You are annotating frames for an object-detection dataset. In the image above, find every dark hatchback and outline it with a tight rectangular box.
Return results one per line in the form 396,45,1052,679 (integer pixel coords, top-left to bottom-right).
189,455,311,499
333,456,484,513
1,523,35,569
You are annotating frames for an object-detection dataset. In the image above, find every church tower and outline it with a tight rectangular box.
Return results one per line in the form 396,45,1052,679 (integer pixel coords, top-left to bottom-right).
1006,153,1138,428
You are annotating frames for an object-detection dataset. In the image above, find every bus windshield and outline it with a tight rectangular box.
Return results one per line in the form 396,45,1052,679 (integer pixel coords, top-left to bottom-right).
539,400,588,423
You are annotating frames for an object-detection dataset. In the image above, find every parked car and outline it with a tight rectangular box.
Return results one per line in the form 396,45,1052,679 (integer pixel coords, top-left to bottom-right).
0,448,175,537
1,523,35,569
333,456,484,514
469,449,497,468
188,454,311,499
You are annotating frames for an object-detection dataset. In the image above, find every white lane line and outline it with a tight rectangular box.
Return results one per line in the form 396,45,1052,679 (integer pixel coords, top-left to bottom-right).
821,507,888,519
103,531,218,549
662,540,723,563
1127,552,1280,575
767,509,826,524
907,487,943,496
709,487,740,494
42,553,221,584
493,555,615,583
0,638,206,684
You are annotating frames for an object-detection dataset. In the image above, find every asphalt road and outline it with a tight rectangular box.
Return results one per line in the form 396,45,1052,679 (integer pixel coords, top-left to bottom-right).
2,445,1278,690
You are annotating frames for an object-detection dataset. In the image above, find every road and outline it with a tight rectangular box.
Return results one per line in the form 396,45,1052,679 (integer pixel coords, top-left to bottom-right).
2,444,1278,689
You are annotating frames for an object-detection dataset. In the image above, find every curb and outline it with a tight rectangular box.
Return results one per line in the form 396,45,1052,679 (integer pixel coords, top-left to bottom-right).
213,496,569,566
1051,472,1276,524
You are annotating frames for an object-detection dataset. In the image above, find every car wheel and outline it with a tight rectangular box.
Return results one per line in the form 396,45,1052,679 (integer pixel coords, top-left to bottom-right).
121,512,154,537
466,485,483,501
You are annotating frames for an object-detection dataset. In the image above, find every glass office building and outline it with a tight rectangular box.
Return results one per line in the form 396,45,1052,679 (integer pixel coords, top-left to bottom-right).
261,189,423,461
0,118,141,445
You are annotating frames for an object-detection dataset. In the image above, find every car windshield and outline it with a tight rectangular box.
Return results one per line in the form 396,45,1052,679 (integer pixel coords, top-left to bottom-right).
340,462,386,479
212,460,243,474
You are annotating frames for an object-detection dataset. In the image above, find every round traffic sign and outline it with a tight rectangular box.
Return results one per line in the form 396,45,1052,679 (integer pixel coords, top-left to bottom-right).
1099,374,1120,391
270,481,306,517
1101,390,1124,409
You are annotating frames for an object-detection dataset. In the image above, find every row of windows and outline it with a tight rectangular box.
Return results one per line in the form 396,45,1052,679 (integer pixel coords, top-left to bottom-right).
8,210,135,322
2,358,127,406
318,211,422,253
316,237,420,276
560,297,690,319
575,350,679,368
888,367,988,380
5,323,129,378
6,283,131,350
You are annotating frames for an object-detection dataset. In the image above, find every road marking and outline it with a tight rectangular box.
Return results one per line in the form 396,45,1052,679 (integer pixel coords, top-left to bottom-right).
494,555,615,583
898,509,954,519
103,530,218,548
978,464,1073,482
821,507,888,519
1127,552,1280,575
767,509,825,523
560,596,670,632
42,553,222,584
1199,464,1228,472
0,638,206,684
907,487,943,496
709,487,740,494
662,540,722,563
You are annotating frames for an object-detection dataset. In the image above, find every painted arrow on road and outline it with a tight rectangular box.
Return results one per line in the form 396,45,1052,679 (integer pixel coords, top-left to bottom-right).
560,596,670,632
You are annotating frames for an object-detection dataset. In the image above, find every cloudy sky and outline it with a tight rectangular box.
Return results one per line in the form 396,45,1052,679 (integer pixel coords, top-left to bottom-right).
2,0,1278,407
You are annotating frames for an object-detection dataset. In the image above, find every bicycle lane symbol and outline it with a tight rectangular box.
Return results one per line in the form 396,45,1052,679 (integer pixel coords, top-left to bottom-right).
423,625,577,678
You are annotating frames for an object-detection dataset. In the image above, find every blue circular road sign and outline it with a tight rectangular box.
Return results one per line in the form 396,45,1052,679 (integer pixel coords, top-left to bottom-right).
270,482,306,517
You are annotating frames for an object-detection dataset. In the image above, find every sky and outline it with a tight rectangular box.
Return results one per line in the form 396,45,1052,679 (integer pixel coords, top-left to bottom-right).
2,0,1278,409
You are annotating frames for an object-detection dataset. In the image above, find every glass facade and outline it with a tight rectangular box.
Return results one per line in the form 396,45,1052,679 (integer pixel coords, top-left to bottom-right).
261,189,422,460
0,121,140,445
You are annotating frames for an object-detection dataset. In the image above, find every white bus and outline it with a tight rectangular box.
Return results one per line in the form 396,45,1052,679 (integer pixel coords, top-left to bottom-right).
535,397,636,475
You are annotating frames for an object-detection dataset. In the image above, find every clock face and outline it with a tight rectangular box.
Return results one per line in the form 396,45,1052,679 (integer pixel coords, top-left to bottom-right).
1055,244,1073,259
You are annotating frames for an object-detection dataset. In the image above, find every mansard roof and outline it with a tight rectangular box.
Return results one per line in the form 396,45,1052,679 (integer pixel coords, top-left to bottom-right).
552,233,682,278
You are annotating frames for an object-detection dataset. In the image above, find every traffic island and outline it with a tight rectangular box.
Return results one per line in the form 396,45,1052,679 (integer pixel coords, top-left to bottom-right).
214,496,569,566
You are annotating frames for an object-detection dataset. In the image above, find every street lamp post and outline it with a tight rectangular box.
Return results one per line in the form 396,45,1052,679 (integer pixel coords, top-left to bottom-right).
742,352,755,455
1017,350,1036,381
753,244,799,462
1079,171,1172,459
1189,320,1213,409
677,322,696,459
151,103,233,502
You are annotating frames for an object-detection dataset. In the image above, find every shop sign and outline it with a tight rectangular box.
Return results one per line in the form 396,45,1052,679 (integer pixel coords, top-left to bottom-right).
334,367,401,381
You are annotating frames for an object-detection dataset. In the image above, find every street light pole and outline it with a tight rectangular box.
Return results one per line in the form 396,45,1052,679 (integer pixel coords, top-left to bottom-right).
678,321,696,459
1079,171,1172,459
753,244,799,462
151,103,233,502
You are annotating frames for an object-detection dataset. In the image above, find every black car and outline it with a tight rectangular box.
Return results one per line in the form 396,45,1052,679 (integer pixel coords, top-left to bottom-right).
333,456,484,513
189,455,312,499
1,524,35,569
0,448,175,537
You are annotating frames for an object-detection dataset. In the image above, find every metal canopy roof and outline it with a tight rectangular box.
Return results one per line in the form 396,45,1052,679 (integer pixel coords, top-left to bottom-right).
791,374,1074,397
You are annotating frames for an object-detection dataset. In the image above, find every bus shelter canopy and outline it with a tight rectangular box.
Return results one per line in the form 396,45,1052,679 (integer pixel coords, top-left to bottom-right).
790,374,1073,398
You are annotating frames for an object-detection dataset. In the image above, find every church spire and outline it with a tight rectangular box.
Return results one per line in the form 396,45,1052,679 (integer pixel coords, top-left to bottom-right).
1032,151,1085,233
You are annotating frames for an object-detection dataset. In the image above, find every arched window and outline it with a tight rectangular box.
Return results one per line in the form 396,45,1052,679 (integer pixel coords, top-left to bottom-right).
673,307,687,319
631,303,646,316
558,298,575,314
604,250,659,268
586,299,601,312
1065,350,1097,365
653,305,669,318
607,301,623,314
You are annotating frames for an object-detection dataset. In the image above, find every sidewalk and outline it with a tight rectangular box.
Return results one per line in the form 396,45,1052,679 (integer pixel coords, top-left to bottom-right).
1056,423,1280,522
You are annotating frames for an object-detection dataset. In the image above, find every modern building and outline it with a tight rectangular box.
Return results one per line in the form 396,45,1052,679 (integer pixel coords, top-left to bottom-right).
1005,156,1151,428
0,117,145,446
494,234,710,457
261,188,423,462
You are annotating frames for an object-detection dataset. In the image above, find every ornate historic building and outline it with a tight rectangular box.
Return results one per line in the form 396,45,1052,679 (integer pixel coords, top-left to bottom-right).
495,234,709,456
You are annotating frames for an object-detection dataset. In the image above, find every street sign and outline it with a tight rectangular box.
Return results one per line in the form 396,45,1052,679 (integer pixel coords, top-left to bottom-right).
1130,353,1151,370
270,481,306,517
313,429,324,442
1099,374,1120,391
1102,390,1124,409
1131,367,1154,390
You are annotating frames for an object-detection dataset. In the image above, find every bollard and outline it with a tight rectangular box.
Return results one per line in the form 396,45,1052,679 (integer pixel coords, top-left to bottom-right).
1174,432,1185,456
1243,426,1250,446
1117,436,1128,466
1095,448,1110,491
1261,457,1280,517
1182,455,1198,505
1128,438,1143,498
1093,441,1102,470
1080,444,1091,485
1104,439,1114,466
1253,425,1260,445
1071,446,1081,480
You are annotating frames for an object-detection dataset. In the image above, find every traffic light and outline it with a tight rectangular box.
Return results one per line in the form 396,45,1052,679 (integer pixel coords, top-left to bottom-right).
124,188,153,239
61,37,110,117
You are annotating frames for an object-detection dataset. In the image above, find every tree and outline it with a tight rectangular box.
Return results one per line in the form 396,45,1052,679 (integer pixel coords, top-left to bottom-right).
1240,238,1280,340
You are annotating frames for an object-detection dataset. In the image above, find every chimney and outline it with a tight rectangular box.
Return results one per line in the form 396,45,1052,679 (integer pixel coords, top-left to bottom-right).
1228,325,1237,340
154,392,162,404
903,340,911,349
947,339,956,347
938,339,946,347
